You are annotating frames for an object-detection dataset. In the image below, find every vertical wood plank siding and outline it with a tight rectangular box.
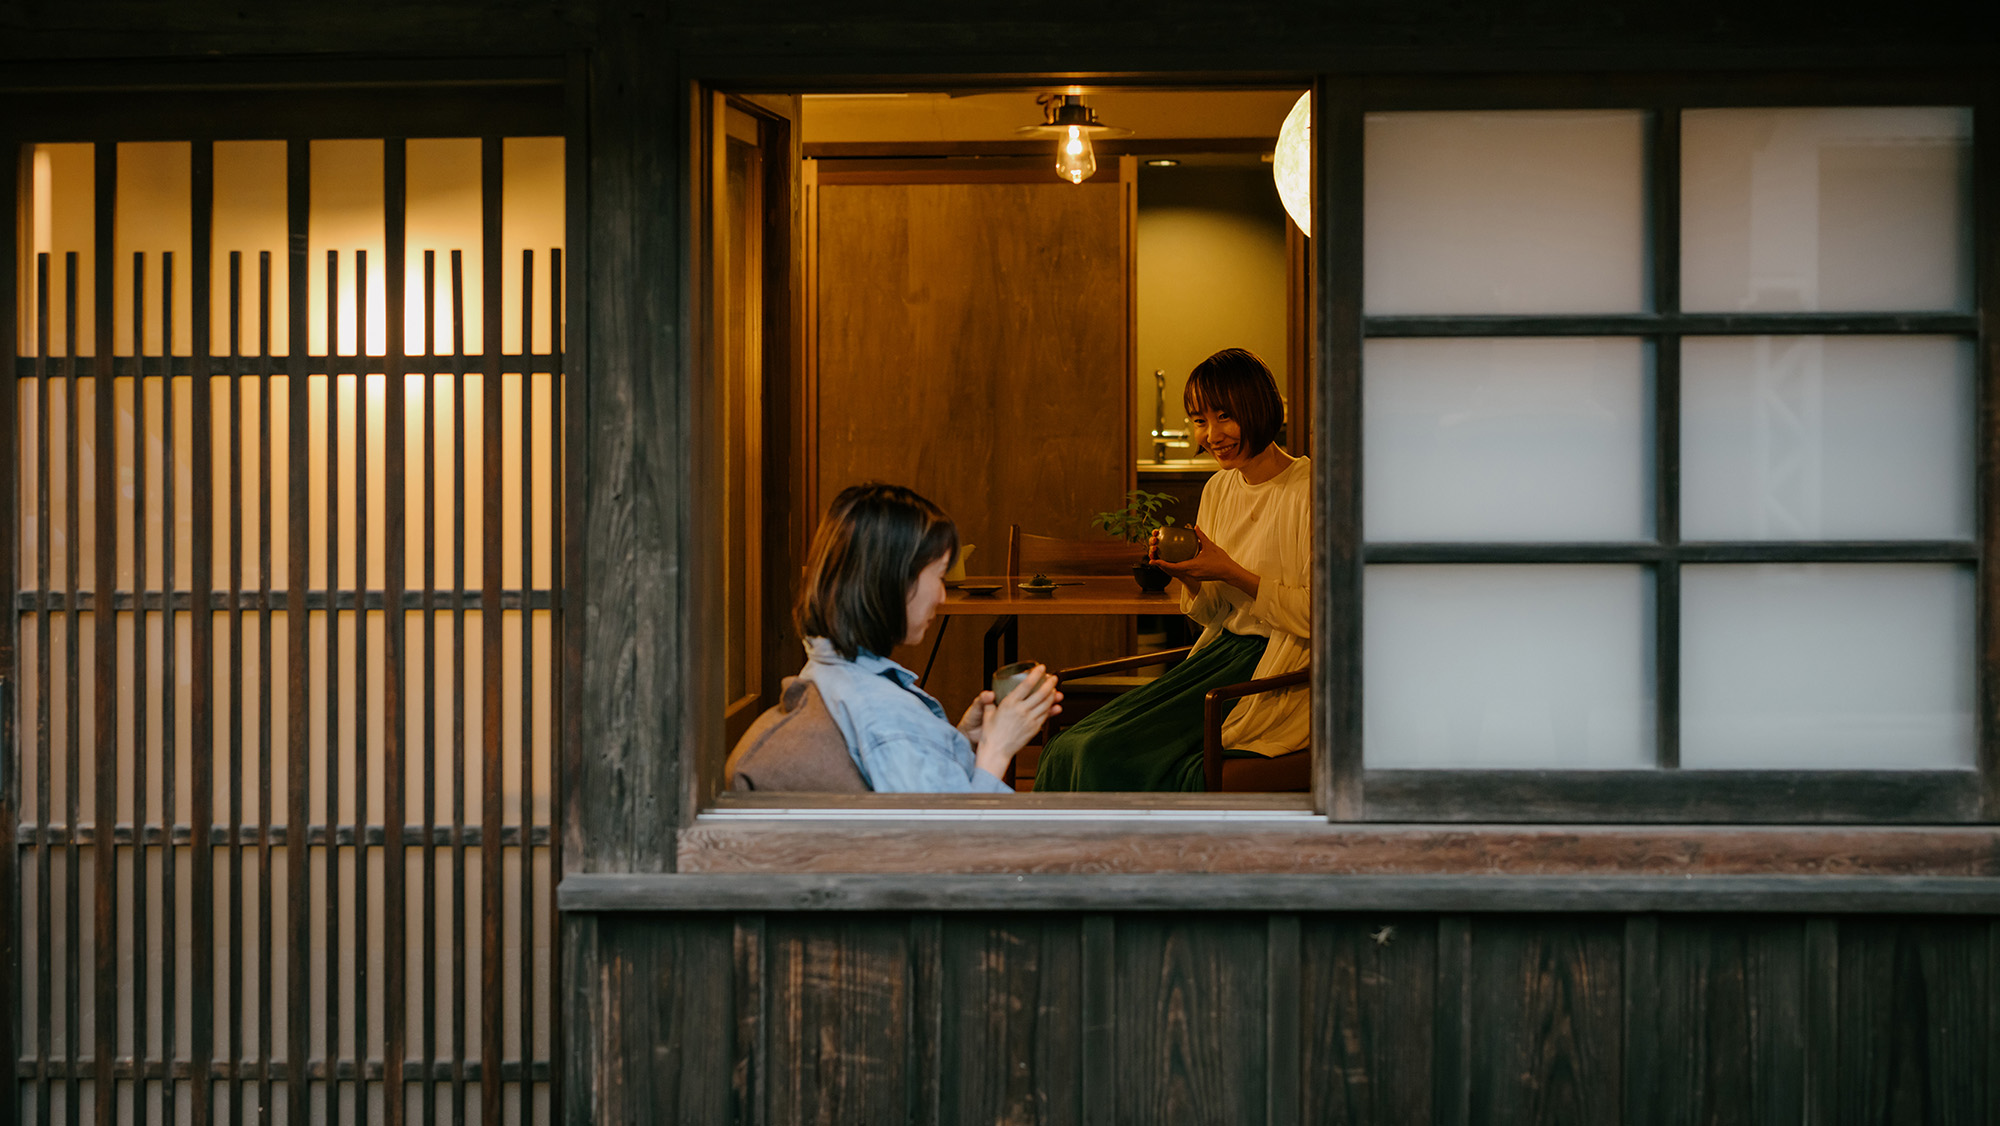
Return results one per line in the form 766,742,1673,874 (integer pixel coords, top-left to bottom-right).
576,910,1998,1125
8,125,562,1124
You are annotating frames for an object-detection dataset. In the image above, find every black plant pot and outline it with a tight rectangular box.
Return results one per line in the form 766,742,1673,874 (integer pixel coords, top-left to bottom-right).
1133,561,1172,593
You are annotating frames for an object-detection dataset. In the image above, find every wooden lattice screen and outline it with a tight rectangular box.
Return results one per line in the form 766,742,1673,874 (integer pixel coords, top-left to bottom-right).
6,137,563,1126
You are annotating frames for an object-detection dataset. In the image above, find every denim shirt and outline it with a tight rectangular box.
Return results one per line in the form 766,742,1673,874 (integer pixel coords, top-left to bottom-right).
794,638,1013,794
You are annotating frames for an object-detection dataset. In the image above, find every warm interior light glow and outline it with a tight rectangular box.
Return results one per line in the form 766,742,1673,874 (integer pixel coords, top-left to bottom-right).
1056,124,1097,184
1274,91,1311,233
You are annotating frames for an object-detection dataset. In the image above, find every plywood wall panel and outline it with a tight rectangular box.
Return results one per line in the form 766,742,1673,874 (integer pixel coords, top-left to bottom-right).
813,179,1130,720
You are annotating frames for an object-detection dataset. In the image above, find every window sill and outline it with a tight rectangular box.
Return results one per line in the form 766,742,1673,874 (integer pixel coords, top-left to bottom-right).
672,818,2000,877
558,872,2000,915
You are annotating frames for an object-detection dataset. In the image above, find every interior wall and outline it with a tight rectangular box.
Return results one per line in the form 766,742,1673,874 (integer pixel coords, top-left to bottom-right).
1136,163,1291,460
810,173,1131,721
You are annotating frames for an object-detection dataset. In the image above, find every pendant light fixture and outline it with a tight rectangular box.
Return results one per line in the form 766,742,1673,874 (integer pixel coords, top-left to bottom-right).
1272,91,1312,233
1018,93,1131,184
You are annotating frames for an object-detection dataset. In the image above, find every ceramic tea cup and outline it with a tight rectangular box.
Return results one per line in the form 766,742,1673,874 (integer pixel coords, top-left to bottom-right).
991,660,1038,702
1155,526,1198,564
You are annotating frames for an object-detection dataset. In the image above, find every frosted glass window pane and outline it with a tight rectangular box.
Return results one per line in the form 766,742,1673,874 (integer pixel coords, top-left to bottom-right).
1365,338,1651,542
1364,111,1647,314
1365,565,1654,768
1682,107,1972,312
1681,564,1973,768
1681,336,1973,540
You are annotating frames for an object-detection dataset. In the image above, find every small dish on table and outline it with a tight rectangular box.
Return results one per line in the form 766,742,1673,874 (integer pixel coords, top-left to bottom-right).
955,582,1002,597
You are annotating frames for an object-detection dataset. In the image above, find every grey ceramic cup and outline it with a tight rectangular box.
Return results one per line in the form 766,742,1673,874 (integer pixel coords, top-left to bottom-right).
991,660,1038,702
1155,526,1198,563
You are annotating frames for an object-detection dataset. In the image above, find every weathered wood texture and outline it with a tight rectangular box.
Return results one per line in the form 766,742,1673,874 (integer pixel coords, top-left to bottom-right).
572,908,1999,1126
676,822,2000,875
566,11,686,872
812,178,1130,717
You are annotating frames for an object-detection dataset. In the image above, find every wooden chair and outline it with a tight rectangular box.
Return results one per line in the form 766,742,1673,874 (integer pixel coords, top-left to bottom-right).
1005,523,1146,578
1045,650,1311,792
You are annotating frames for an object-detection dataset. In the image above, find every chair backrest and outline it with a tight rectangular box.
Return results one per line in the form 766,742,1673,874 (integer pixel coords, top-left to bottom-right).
1006,523,1147,577
725,677,871,792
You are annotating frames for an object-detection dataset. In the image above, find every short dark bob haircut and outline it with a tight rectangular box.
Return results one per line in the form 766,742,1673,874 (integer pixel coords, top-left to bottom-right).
1184,347,1285,458
796,482,960,661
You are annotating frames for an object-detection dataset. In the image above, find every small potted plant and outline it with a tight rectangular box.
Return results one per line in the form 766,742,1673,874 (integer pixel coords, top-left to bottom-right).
1093,488,1180,592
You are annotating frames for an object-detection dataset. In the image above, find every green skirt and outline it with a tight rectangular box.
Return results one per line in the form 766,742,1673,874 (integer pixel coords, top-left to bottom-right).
1032,631,1269,793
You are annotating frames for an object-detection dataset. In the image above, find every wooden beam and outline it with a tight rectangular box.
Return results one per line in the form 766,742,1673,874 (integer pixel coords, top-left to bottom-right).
557,872,2000,914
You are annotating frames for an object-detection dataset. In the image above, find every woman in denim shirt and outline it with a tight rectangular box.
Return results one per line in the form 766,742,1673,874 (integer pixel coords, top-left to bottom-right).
794,483,1061,793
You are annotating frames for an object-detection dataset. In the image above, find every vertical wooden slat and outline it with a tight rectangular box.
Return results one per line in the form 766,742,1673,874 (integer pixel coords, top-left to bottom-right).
383,138,409,1126
1079,913,1113,1126
517,247,535,1126
479,134,505,1126
284,136,312,1126
1264,914,1301,1126
549,231,569,1126
352,245,372,1126
1433,914,1472,1126
160,248,179,1126
225,248,245,1126
905,913,942,1126
1317,81,1365,820
189,137,217,1126
0,132,25,1126
730,915,767,1126
255,249,274,1126
1978,80,2000,820
1650,105,1683,772
129,250,150,1126
449,247,468,1124
1623,914,1662,1126
0,139,10,1126
62,247,81,1126
556,70,586,1126
420,248,439,1126
1802,918,1838,1124
91,140,116,1126
320,243,340,1126
34,249,53,1126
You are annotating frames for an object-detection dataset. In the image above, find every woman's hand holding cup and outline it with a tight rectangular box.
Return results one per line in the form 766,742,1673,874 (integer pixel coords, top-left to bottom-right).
973,663,1063,779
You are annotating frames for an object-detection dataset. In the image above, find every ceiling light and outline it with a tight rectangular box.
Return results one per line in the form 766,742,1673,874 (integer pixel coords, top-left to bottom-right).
1017,94,1131,184
1145,158,1180,167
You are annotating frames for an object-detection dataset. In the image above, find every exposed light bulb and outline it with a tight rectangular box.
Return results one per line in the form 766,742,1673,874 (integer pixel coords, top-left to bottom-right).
1056,125,1096,184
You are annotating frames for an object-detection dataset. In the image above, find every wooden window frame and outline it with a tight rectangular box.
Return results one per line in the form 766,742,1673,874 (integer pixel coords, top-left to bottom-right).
1323,69,1998,824
675,67,1996,881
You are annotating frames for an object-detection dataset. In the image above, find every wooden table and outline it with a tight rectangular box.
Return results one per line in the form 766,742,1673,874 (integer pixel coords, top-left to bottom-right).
925,575,1183,686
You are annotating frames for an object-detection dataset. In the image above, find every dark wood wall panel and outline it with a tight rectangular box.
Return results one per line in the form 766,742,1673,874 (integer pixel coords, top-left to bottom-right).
1834,918,1990,1125
568,908,2000,1126
1112,916,1269,1125
1466,917,1626,1126
937,915,1084,1125
764,915,916,1123
1646,917,1807,1125
1300,915,1436,1125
